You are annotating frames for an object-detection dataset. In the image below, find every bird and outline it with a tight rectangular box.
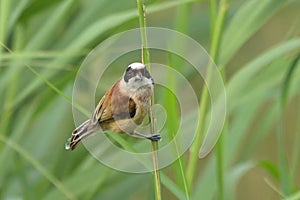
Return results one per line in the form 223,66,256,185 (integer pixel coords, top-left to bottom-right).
66,62,161,150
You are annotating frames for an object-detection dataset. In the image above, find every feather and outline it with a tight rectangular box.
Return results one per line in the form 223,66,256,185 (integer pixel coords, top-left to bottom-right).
67,80,138,150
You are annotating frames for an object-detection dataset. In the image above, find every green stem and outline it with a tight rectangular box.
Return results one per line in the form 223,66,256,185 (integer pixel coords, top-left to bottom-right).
216,65,228,200
210,0,229,62
0,0,10,52
167,4,190,199
186,79,210,187
216,121,226,200
137,2,150,66
187,0,230,190
209,0,217,35
166,57,189,199
136,1,161,200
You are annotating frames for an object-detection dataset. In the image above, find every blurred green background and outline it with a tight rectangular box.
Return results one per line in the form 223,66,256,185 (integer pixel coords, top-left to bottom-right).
1,0,300,199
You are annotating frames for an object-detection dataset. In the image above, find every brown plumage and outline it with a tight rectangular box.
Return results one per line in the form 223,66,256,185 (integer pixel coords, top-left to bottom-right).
66,63,161,150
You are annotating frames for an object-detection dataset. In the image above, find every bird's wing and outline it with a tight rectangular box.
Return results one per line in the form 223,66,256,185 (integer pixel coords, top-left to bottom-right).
91,81,137,125
67,81,137,150
91,89,113,125
67,83,116,150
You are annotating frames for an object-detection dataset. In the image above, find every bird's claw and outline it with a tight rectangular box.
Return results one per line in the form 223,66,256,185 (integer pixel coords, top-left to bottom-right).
147,133,161,141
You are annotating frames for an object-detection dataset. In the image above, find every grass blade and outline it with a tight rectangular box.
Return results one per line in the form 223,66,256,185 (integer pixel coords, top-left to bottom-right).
219,0,285,65
0,135,76,200
277,54,300,195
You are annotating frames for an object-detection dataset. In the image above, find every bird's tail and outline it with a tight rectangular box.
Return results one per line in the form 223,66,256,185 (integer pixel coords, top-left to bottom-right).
65,119,99,150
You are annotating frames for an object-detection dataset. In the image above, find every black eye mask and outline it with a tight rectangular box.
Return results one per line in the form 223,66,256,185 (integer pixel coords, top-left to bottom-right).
140,68,151,79
124,67,135,82
124,67,152,82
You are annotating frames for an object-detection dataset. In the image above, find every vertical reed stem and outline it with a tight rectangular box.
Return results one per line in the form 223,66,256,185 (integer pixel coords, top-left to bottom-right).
136,1,161,200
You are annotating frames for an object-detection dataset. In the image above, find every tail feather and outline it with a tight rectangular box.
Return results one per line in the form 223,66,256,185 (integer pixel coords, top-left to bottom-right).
65,119,99,150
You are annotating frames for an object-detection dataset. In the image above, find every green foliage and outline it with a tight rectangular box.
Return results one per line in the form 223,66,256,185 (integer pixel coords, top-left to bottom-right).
1,0,300,199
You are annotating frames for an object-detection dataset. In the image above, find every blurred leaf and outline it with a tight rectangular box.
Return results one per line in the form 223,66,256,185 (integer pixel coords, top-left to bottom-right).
277,54,300,195
283,191,300,200
225,98,264,163
191,157,217,200
25,0,75,50
44,166,109,200
7,0,28,33
224,162,255,200
0,104,34,187
258,160,280,180
227,38,300,110
223,39,300,195
95,174,151,200
18,0,65,22
67,0,196,50
0,51,86,61
161,174,186,200
0,135,75,200
219,0,285,65
281,54,300,109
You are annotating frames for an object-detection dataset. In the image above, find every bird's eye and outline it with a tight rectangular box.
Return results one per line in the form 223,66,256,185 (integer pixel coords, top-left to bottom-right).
127,70,134,77
126,67,134,76
124,68,135,82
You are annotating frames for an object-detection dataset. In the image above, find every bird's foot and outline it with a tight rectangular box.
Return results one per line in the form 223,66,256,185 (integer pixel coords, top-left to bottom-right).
146,133,161,141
